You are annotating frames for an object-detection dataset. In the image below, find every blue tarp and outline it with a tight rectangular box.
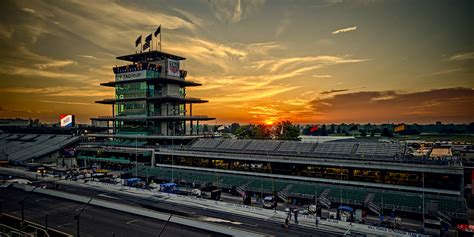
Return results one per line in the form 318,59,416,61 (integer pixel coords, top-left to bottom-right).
338,205,354,212
264,196,274,201
161,182,177,188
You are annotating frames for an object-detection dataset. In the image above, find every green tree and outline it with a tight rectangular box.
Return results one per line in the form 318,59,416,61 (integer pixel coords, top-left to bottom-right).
381,127,394,137
255,124,271,139
235,125,253,139
274,121,300,140
319,124,328,136
235,124,271,139
230,123,241,134
203,124,209,133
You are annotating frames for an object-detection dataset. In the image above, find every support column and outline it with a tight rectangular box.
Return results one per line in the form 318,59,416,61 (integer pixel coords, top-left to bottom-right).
111,105,115,135
190,103,193,135
151,150,155,167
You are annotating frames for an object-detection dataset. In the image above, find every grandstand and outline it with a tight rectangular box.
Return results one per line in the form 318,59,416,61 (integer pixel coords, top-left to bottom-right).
182,138,411,161
126,165,467,220
0,133,79,163
148,137,467,223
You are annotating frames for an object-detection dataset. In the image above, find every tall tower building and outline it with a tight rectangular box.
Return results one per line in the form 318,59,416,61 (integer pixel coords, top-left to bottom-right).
79,49,215,168
93,50,214,140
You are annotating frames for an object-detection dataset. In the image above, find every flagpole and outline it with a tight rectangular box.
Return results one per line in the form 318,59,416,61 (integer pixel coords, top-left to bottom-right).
160,25,162,51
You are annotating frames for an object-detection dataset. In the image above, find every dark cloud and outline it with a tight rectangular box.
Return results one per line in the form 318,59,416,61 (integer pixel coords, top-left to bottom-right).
310,87,474,123
320,88,350,95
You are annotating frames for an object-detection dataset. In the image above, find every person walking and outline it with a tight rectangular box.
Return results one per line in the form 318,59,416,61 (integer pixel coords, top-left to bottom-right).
294,208,299,224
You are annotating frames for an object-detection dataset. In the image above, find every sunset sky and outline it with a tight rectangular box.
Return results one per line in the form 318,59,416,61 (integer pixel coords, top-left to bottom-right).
0,0,472,125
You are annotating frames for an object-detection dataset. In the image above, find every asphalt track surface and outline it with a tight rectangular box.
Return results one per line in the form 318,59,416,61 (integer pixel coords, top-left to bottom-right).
0,187,227,237
0,172,341,237
53,181,340,237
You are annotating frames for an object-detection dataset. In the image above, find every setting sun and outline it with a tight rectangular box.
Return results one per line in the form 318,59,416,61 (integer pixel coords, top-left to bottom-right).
263,118,276,126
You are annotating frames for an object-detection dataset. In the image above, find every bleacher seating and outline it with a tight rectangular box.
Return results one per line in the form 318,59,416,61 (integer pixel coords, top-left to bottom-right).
0,133,79,162
277,141,315,153
127,166,466,219
356,142,402,157
190,139,223,149
313,142,355,155
247,178,287,193
246,140,281,152
216,139,251,150
186,138,410,163
221,175,250,187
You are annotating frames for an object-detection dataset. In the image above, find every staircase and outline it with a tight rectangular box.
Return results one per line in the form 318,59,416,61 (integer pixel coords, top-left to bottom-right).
368,202,381,216
235,181,251,197
363,193,375,207
319,198,331,209
277,184,293,202
320,188,331,199
437,211,451,226
318,188,332,208
363,193,381,215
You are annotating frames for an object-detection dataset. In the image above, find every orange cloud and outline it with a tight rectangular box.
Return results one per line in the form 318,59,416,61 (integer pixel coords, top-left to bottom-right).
310,87,474,124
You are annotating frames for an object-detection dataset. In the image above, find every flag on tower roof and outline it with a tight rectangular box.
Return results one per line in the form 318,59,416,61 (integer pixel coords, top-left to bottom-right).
143,41,150,50
154,25,161,37
135,35,141,47
145,33,152,42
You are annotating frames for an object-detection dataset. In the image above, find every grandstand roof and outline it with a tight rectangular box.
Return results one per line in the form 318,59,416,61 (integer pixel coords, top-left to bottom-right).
95,96,208,104
116,50,186,62
100,77,202,87
163,138,462,169
90,115,215,121
0,133,79,163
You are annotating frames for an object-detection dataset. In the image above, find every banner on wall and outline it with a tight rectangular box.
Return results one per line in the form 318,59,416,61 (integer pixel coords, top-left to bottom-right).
115,70,147,81
60,114,75,127
167,59,180,77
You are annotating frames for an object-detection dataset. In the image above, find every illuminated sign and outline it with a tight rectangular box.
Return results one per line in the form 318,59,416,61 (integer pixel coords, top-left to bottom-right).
60,114,75,127
167,59,180,77
115,70,147,81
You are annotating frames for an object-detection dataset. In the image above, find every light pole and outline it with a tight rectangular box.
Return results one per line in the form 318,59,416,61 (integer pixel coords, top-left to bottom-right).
19,186,39,225
158,214,173,237
171,136,174,183
74,196,94,237
422,155,425,233
135,136,138,178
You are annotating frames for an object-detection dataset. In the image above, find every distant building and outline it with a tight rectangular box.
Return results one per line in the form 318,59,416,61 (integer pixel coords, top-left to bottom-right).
0,118,30,127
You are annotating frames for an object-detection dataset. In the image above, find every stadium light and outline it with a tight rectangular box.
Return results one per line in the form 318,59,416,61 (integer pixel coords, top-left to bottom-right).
19,186,39,225
74,196,94,237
